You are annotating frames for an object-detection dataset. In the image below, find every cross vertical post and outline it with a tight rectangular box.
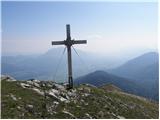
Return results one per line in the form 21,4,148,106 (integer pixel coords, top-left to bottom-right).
52,24,87,89
66,25,73,89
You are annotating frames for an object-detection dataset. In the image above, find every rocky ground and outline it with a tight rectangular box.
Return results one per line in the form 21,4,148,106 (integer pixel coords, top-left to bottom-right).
1,75,159,119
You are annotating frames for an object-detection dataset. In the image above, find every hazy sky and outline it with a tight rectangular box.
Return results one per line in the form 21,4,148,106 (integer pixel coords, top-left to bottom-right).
2,1,158,56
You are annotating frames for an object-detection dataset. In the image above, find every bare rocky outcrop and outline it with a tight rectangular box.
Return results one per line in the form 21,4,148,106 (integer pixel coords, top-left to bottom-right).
1,75,16,81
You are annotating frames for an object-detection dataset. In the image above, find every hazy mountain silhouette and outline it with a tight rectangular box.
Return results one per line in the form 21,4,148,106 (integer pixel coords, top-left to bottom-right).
1,48,117,82
108,52,158,80
74,70,148,99
107,52,159,101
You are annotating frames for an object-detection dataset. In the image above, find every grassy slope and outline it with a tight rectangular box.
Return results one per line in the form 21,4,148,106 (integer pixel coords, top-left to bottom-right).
1,80,159,119
1,80,54,118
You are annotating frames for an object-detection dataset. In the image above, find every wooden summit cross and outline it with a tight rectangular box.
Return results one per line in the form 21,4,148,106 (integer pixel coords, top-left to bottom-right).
52,24,87,89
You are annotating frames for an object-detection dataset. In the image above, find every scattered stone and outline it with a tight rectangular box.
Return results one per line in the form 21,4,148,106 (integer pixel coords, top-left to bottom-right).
20,83,31,88
49,89,59,95
54,83,65,91
65,94,70,100
53,101,59,105
26,80,34,84
33,82,40,88
79,86,91,93
33,79,40,83
73,100,77,104
18,97,22,100
67,91,77,97
111,112,117,117
21,113,25,117
117,115,125,119
32,88,44,95
84,102,88,106
85,84,97,88
53,111,57,114
10,94,17,101
62,110,76,118
104,105,108,108
39,82,46,87
17,106,21,110
48,91,59,100
47,82,53,87
76,105,81,108
27,80,40,88
1,75,16,81
78,87,83,91
98,111,104,117
85,113,92,119
27,104,33,109
83,93,90,97
81,99,84,103
60,96,67,102
26,104,34,113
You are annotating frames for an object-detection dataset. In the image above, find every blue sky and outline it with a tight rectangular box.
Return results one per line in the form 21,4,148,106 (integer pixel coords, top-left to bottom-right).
2,1,158,56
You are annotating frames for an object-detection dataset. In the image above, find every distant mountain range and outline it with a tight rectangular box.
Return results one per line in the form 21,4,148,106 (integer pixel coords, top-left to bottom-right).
1,48,118,82
2,49,159,101
75,52,159,101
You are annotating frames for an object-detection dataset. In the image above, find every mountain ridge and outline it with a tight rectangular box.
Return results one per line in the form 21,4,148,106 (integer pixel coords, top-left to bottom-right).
108,52,158,80
107,52,159,101
1,75,158,119
74,70,150,99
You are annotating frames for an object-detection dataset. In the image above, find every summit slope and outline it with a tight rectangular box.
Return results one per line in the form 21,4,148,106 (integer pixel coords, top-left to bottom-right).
1,75,158,119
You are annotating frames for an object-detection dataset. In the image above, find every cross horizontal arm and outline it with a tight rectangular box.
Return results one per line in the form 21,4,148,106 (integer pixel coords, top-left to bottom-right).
52,41,65,45
73,40,87,44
